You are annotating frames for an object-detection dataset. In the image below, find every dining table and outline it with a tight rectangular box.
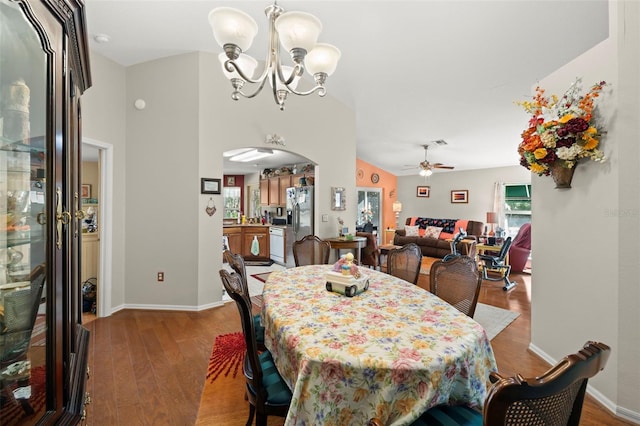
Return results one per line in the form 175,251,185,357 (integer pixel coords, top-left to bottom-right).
261,264,497,425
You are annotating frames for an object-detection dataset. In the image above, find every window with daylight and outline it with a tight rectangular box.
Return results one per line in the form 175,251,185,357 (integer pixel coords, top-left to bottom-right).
505,184,531,237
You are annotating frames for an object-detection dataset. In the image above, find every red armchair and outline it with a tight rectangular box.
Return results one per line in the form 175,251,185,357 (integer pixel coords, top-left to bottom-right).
509,223,531,272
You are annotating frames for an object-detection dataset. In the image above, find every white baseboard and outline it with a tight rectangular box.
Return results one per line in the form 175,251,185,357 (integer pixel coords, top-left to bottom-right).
110,301,227,313
529,343,640,425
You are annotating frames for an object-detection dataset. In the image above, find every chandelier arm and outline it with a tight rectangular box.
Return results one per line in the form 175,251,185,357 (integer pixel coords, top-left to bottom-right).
233,77,270,100
286,84,327,97
224,60,267,84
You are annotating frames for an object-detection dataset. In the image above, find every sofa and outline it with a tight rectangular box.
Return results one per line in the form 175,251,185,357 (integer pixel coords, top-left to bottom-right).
393,217,484,259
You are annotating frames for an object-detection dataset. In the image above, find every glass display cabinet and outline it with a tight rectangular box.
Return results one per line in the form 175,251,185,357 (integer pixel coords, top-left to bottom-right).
0,0,91,424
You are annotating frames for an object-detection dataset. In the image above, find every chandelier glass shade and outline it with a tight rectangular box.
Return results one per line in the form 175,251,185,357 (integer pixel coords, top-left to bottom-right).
208,3,341,110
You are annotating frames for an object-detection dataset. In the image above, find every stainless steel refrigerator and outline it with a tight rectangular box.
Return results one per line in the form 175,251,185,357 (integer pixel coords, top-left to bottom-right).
286,186,314,266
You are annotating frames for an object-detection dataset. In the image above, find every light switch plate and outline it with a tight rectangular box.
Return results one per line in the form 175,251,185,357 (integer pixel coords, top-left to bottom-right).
322,214,329,222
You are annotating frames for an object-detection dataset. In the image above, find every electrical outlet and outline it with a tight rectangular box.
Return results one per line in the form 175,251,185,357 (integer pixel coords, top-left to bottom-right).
157,272,164,282
322,214,328,222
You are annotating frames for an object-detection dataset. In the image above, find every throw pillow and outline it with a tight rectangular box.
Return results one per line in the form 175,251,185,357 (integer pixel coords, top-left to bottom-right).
424,226,443,238
405,225,420,236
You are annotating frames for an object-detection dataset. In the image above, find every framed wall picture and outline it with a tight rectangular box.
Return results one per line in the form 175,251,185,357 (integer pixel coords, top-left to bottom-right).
81,184,91,198
226,176,236,186
451,190,469,204
416,186,430,198
201,178,221,194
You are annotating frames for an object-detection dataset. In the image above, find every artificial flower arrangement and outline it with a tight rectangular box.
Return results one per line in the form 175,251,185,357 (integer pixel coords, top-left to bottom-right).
516,78,608,176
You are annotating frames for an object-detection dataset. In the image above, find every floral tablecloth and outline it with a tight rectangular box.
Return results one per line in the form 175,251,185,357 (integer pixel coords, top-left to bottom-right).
262,265,497,426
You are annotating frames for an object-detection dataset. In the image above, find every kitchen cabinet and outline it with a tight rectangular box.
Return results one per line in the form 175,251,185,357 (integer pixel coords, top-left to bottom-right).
278,175,292,206
223,226,242,255
0,0,92,424
268,178,280,206
260,179,269,206
260,174,314,207
223,226,271,261
243,226,270,260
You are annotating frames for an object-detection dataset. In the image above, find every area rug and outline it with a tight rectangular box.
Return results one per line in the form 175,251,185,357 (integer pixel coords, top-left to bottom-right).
244,260,274,267
0,365,46,425
31,314,46,347
474,303,520,340
205,332,245,383
251,272,272,283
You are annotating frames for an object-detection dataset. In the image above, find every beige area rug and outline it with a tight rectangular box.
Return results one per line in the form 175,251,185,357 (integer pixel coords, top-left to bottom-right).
474,303,520,340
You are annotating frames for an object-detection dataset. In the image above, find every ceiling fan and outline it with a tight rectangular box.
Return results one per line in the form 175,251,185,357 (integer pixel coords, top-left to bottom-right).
405,144,455,176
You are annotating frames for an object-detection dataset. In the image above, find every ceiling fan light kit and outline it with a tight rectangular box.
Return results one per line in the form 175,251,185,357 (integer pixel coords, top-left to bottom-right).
408,144,455,176
209,2,341,111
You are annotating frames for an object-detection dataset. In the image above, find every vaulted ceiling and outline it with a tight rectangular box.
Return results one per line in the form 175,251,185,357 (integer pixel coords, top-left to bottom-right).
85,0,609,175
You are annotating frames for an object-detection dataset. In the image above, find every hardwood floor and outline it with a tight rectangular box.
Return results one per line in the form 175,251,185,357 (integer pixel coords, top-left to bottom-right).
83,272,635,425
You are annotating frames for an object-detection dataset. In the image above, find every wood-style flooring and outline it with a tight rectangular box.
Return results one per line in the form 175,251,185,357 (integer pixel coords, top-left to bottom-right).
82,272,635,425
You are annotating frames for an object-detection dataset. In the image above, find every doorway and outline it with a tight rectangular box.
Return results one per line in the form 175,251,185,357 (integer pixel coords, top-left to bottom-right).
356,188,382,243
81,138,113,320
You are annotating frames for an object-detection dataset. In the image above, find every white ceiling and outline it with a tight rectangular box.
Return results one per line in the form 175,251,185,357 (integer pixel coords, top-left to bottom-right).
84,0,609,175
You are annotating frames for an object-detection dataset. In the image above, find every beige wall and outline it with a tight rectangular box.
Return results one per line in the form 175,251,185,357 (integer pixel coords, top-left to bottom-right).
81,161,99,200
396,165,531,225
531,1,639,419
81,52,126,312
82,50,357,310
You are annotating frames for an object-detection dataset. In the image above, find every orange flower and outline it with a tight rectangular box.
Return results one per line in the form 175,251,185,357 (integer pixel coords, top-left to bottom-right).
583,137,599,150
522,134,543,152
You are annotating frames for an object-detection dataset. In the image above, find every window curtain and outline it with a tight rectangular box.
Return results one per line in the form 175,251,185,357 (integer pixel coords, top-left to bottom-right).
493,181,506,234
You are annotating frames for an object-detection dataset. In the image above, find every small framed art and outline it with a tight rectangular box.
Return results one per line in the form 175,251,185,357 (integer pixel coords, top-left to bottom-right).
416,186,430,198
201,178,221,194
451,190,469,204
81,184,91,198
226,176,236,186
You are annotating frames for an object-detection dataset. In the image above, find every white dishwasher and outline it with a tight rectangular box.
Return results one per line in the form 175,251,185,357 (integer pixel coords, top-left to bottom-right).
269,226,285,265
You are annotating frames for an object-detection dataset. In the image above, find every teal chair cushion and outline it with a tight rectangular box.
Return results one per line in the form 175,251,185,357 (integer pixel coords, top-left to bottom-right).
253,314,265,345
412,405,482,426
258,351,292,405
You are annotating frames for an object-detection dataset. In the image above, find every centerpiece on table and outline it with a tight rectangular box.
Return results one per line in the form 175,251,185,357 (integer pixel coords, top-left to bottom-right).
516,78,608,189
325,253,369,297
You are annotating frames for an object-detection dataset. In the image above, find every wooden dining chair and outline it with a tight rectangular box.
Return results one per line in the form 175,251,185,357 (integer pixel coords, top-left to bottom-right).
222,250,266,351
219,269,292,426
356,231,380,269
429,255,482,317
386,243,422,285
368,341,611,426
292,235,331,266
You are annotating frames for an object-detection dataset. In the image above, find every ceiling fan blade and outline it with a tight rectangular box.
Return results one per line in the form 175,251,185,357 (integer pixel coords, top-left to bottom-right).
433,164,455,169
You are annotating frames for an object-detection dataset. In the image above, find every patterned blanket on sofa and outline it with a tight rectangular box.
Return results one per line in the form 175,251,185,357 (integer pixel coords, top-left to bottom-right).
413,217,459,234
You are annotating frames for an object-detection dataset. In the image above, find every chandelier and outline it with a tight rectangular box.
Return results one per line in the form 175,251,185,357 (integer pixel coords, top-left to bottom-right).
208,2,341,111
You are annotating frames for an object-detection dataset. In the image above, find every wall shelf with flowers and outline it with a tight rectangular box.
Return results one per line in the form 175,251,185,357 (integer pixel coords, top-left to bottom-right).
516,78,608,189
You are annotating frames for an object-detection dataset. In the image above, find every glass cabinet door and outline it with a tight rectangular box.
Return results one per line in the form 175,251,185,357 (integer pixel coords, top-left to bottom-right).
1,0,48,423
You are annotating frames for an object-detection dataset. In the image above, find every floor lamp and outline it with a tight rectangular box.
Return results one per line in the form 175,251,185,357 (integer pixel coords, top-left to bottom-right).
393,201,403,229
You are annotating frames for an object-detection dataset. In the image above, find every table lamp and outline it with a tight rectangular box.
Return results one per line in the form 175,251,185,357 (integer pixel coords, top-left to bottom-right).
486,211,497,236
392,201,402,229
